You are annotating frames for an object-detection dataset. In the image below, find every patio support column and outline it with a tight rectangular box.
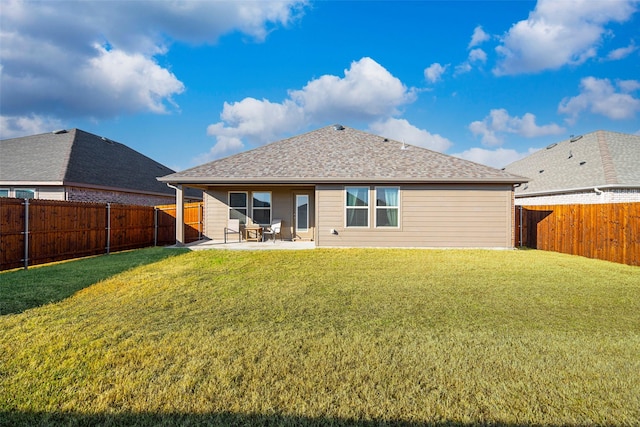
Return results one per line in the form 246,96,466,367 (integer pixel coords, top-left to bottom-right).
175,184,185,246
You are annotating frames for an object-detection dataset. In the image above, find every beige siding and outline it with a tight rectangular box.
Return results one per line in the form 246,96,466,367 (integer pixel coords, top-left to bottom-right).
203,186,314,241
316,184,515,248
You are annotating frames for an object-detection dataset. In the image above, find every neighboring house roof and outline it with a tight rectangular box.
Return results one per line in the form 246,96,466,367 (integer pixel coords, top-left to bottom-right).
504,130,640,197
160,125,527,185
1,129,180,196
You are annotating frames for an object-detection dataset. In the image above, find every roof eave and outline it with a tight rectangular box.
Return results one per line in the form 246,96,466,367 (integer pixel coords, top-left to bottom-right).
515,184,640,198
158,176,528,185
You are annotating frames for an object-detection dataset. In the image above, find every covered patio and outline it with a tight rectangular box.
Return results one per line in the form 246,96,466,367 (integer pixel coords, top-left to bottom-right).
180,239,315,251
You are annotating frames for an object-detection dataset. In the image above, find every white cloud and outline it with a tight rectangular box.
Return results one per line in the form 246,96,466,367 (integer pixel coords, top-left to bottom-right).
81,45,185,114
470,108,565,146
468,48,487,63
368,118,453,152
452,147,539,169
0,114,65,139
290,57,416,120
494,0,638,75
454,62,473,76
192,136,246,165
606,41,638,60
424,63,448,83
205,58,417,159
206,98,305,151
559,77,640,122
469,25,490,48
0,0,307,134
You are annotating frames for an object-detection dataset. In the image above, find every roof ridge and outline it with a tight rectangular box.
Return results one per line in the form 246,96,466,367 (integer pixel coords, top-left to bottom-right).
596,130,619,185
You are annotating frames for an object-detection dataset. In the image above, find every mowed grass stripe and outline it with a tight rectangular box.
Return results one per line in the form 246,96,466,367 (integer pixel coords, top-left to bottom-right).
1,248,639,425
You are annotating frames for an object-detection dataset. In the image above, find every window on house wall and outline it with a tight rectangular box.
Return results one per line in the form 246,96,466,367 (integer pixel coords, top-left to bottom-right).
376,187,399,227
15,189,35,199
229,192,248,224
346,187,369,227
0,189,9,198
252,192,271,225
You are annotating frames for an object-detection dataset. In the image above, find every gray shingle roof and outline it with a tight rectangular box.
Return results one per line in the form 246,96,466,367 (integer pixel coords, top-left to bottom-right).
504,130,640,196
160,125,527,184
0,129,177,196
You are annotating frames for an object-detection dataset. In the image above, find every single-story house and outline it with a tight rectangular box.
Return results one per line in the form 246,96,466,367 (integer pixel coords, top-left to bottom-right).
0,128,201,206
504,130,640,206
159,125,528,248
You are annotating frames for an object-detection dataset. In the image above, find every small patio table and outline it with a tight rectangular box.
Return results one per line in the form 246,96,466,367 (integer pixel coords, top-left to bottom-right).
244,226,263,242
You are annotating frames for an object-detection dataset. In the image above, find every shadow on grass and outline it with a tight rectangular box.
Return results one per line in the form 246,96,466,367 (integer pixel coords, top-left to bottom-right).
0,411,573,427
0,247,189,315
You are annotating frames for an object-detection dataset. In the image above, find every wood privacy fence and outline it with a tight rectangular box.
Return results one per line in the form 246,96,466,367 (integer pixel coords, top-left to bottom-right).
515,203,640,266
0,198,203,270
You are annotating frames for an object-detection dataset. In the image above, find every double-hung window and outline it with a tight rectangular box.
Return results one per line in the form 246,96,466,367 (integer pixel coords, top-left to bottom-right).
228,192,248,224
252,192,271,225
345,187,369,227
376,187,399,227
15,189,35,199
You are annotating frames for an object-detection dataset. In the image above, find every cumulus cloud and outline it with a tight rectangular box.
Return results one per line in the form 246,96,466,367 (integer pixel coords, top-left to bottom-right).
606,41,638,60
468,48,488,63
470,108,565,146
559,77,640,122
0,114,65,139
0,0,307,137
205,58,417,158
424,63,449,83
469,25,490,48
494,0,638,75
452,146,539,169
368,118,453,152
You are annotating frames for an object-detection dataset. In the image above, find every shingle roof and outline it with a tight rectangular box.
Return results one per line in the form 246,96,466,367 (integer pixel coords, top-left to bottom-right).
504,130,640,196
160,125,527,184
0,129,177,196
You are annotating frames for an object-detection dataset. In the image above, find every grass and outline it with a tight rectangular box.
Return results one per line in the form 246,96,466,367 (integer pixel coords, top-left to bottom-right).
0,247,190,315
1,248,639,426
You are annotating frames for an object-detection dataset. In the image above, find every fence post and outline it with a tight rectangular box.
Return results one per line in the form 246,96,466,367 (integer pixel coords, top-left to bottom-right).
154,207,158,247
23,198,29,270
519,205,523,248
198,203,202,241
106,203,111,254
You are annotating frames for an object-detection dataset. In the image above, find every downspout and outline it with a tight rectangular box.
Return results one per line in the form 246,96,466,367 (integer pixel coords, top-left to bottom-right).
593,187,603,195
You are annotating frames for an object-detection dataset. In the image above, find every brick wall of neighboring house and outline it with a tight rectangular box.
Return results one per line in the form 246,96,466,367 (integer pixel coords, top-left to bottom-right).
515,189,640,206
67,186,174,206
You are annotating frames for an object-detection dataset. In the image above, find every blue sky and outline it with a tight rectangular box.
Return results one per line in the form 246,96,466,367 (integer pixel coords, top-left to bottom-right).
1,0,639,171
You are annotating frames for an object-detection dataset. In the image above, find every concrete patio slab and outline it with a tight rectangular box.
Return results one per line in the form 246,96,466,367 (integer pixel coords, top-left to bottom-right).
178,239,316,251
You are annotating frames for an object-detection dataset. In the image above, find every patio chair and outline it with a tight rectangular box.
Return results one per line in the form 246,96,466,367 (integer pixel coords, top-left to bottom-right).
262,219,282,243
224,218,241,243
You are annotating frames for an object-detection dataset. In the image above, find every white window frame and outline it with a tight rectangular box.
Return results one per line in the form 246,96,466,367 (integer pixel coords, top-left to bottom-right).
345,186,370,228
375,186,400,228
15,188,36,199
228,191,248,225
252,191,272,226
296,194,309,232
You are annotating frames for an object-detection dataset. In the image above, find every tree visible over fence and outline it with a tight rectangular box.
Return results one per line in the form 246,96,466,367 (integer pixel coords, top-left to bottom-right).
516,203,640,266
0,198,203,270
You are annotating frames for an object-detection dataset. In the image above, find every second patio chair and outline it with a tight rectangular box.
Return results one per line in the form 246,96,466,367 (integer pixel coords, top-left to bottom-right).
262,219,282,243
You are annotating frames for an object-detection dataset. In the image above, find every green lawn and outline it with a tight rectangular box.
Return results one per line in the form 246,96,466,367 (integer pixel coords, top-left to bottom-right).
1,248,639,426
